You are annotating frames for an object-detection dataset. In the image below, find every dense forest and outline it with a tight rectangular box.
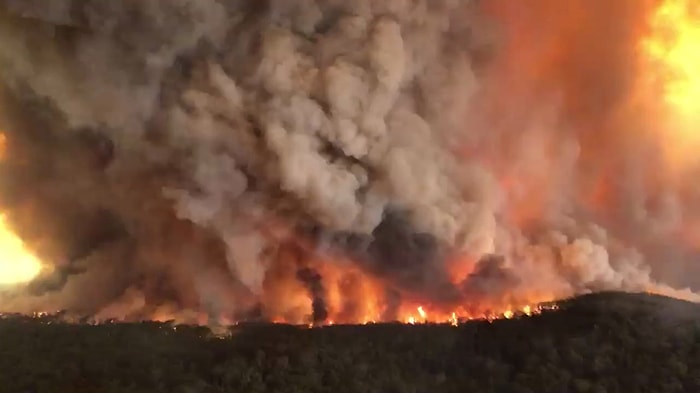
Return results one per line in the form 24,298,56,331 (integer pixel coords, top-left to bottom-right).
1,292,699,393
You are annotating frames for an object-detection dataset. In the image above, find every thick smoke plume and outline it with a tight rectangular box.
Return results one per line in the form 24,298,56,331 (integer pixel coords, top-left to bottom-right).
0,0,698,325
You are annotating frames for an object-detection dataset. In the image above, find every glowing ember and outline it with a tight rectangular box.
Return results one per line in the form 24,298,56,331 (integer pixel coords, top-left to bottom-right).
640,0,700,165
0,214,43,286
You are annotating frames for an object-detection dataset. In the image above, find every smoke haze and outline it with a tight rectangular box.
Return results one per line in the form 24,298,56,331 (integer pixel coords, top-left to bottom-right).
0,0,698,325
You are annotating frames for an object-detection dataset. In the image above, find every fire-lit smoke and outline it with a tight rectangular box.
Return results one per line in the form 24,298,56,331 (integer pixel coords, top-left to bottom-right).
0,0,698,326
0,213,43,285
0,127,44,285
639,0,700,170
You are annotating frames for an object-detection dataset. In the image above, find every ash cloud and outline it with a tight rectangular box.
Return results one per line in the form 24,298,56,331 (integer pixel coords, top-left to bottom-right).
0,0,698,324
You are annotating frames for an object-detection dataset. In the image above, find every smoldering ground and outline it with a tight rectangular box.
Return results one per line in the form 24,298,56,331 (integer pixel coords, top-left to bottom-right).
0,0,698,324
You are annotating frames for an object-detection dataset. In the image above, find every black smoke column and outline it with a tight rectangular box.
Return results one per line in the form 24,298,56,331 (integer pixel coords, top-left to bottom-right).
296,267,328,324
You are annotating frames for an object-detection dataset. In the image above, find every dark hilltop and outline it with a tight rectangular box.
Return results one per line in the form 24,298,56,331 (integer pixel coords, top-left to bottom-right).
1,291,699,393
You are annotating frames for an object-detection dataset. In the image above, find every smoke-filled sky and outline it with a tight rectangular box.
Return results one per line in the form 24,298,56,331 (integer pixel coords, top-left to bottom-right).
0,0,699,325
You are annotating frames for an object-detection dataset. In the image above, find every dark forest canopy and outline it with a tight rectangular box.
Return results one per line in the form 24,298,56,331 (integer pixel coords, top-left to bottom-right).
1,292,700,393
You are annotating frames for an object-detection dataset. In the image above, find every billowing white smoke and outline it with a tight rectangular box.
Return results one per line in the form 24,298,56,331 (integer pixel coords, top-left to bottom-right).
0,0,696,323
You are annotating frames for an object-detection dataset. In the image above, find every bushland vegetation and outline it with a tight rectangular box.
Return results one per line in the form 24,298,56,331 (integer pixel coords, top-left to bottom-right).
1,292,699,393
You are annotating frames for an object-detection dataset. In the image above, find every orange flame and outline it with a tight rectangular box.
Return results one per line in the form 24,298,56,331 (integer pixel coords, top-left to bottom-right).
0,133,42,285
639,0,700,169
0,214,43,286
0,132,44,287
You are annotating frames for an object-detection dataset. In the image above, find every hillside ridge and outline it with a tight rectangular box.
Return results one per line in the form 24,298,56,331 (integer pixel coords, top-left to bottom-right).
1,291,699,393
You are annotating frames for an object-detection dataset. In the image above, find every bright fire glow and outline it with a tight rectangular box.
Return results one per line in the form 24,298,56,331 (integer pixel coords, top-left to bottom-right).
417,306,427,320
0,214,43,286
0,131,43,286
392,303,555,327
640,0,700,165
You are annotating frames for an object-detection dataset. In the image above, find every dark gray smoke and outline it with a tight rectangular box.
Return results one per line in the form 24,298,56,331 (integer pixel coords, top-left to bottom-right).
0,0,697,324
296,267,327,323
